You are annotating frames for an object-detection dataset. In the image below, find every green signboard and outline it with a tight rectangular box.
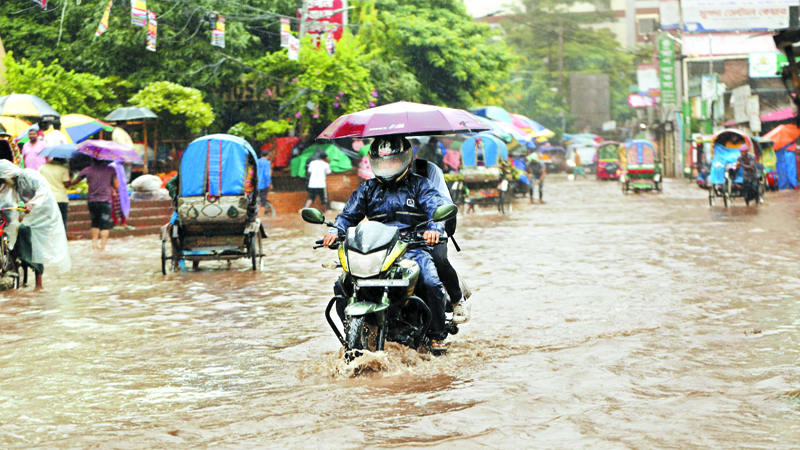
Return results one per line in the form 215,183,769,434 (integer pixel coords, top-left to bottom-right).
658,33,678,108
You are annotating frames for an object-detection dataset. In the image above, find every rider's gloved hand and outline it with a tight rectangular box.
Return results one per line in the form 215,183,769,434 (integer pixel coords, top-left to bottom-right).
423,230,440,246
323,232,339,248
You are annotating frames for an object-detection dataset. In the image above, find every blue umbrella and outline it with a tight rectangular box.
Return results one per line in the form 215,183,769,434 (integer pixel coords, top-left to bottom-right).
38,143,77,159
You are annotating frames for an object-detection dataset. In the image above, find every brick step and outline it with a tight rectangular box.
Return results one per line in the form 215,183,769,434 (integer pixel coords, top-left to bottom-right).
68,207,172,222
66,225,163,241
66,215,170,232
67,199,172,214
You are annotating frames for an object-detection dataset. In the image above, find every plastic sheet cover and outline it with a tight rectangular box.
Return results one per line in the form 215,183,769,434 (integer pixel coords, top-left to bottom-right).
181,135,257,197
0,160,71,272
708,144,742,185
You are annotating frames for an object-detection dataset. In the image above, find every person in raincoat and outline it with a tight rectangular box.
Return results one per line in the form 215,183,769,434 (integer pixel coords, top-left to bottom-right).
0,160,71,290
109,162,133,230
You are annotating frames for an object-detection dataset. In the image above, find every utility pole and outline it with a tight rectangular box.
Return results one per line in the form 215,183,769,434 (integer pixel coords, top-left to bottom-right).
299,0,309,38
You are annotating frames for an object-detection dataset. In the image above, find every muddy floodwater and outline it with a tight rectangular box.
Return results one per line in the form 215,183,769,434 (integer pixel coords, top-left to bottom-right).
2,177,800,449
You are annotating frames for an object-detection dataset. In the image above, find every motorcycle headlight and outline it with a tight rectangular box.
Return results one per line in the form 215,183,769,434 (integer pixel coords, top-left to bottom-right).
348,250,388,278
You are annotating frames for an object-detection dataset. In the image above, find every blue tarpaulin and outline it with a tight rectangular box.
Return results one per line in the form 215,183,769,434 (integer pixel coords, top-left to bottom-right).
775,145,797,190
180,134,257,197
708,144,742,185
461,133,508,167
513,157,530,185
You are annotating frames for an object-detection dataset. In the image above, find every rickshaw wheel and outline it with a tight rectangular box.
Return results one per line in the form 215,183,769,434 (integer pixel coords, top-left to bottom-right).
161,241,167,275
723,189,730,208
171,238,181,271
622,182,629,195
249,232,262,271
709,191,716,206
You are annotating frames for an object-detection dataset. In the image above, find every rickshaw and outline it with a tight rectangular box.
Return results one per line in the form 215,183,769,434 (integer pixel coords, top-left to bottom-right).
596,141,624,180
752,137,778,190
707,130,765,207
693,134,714,189
451,133,512,213
161,134,266,274
538,144,566,173
621,140,662,193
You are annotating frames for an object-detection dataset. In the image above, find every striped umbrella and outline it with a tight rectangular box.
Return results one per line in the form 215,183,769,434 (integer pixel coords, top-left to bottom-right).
16,114,114,145
0,116,31,137
0,94,60,118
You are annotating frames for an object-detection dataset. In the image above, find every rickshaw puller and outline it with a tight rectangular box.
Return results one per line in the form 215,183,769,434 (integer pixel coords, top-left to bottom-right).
736,144,759,205
323,136,450,350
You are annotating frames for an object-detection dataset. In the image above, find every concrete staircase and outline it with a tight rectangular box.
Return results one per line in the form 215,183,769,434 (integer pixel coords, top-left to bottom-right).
66,200,173,240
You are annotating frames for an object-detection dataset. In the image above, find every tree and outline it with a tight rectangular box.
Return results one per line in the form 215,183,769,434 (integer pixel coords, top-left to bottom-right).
129,81,214,138
501,0,636,131
354,0,516,109
0,52,119,116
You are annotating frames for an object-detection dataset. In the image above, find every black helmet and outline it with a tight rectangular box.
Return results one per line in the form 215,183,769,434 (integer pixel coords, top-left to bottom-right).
369,136,413,184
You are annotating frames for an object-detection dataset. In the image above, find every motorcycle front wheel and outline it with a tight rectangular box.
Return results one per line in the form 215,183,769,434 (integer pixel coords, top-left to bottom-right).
346,315,384,355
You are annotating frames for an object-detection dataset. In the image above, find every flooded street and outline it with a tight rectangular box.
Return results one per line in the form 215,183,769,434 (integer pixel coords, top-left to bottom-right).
2,176,800,449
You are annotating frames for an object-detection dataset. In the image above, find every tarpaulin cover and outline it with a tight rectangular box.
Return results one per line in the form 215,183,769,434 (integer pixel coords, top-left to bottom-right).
761,146,777,173
290,143,353,178
264,136,299,168
181,134,257,197
708,143,742,185
763,124,800,151
776,145,798,189
513,157,530,185
461,133,508,167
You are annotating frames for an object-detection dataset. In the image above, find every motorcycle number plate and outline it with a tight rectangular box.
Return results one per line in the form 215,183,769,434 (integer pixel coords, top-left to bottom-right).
357,279,409,288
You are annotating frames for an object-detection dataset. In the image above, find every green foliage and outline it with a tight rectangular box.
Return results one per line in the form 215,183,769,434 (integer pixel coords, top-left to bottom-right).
354,0,515,109
502,0,636,128
228,119,292,144
0,52,118,116
248,32,374,131
129,81,214,137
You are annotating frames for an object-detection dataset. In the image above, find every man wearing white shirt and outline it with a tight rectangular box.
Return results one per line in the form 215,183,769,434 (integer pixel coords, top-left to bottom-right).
43,121,69,148
303,153,332,212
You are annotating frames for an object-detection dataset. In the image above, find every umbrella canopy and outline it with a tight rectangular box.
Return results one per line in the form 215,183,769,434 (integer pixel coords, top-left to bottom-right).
512,114,556,139
495,121,535,147
290,143,354,177
38,143,78,159
0,116,31,137
471,106,513,124
105,106,158,122
763,124,800,150
461,133,508,167
317,101,489,139
77,140,142,163
468,114,512,143
0,94,60,118
60,114,114,143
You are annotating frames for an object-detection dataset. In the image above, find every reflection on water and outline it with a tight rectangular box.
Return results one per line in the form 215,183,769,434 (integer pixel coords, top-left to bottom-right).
2,177,800,448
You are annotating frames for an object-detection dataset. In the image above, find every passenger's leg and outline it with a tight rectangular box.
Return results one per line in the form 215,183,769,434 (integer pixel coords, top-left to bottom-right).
538,178,544,201
407,249,447,342
430,243,462,302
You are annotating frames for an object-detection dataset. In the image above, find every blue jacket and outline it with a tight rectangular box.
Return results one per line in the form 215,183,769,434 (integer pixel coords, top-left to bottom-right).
334,174,446,233
257,158,271,190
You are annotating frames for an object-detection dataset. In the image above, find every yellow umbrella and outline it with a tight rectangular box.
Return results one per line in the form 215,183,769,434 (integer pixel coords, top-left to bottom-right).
0,116,31,136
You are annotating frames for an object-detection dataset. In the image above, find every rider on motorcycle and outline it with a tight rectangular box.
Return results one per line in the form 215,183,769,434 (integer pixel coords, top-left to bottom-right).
323,136,450,351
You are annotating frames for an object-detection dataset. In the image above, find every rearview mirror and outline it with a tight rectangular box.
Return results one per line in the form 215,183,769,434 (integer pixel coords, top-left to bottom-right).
432,204,458,223
301,208,325,224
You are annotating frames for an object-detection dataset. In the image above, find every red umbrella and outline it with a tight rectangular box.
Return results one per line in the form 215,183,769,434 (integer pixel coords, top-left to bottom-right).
317,101,490,139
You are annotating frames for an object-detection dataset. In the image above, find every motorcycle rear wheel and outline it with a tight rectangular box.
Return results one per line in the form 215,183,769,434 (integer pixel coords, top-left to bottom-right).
346,316,384,355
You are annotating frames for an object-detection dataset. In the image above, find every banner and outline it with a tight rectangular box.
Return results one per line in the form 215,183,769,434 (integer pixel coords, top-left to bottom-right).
628,94,656,108
95,0,113,36
637,64,660,94
325,27,335,55
131,0,147,28
701,75,718,100
682,32,778,56
288,36,300,61
301,0,346,47
280,18,291,48
657,33,678,108
749,52,789,78
683,0,795,33
146,10,157,52
732,85,751,124
30,0,47,8
212,15,225,48
659,0,681,31
747,95,761,132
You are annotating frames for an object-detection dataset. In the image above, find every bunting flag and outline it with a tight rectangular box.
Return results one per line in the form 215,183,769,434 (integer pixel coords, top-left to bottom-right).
95,0,113,36
30,0,47,8
280,18,290,48
146,10,157,52
131,0,147,27
288,36,300,61
211,15,225,48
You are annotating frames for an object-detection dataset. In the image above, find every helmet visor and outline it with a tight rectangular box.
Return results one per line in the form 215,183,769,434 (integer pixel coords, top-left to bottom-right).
370,150,412,179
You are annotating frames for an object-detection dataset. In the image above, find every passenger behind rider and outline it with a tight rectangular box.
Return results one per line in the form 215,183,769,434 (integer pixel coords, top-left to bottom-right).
322,136,450,350
413,155,471,324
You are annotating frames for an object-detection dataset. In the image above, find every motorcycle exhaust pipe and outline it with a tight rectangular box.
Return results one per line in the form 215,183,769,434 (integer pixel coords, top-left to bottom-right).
406,296,431,348
325,297,346,346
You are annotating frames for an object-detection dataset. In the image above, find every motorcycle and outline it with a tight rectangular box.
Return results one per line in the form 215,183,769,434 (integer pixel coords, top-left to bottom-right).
301,204,460,356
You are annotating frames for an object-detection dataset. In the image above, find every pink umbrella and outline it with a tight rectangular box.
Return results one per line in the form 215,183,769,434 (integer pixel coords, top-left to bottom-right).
318,101,490,139
77,139,142,163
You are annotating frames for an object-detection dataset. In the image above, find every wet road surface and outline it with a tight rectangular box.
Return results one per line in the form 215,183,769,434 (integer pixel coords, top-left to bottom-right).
2,176,800,448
